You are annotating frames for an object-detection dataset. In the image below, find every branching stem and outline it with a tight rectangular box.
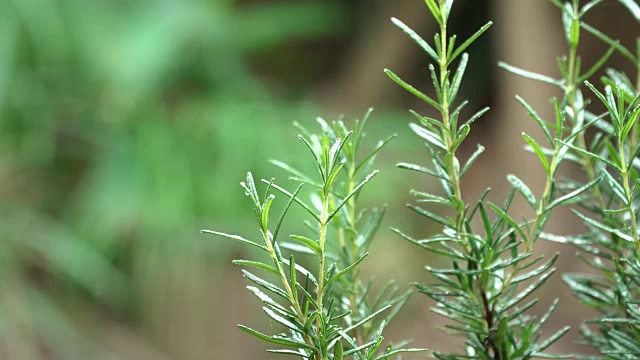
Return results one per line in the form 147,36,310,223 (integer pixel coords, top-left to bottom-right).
437,2,497,357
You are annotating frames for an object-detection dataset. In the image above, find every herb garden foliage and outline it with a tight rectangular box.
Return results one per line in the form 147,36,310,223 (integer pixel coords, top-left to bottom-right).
526,1,640,359
204,113,425,359
387,0,638,359
209,0,640,359
500,0,640,358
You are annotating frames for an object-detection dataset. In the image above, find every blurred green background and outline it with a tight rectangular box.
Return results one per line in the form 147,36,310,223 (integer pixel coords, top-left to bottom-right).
1,0,637,358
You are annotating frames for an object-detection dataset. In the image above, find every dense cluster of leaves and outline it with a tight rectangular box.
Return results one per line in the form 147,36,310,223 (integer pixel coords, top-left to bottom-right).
216,0,640,359
385,0,611,358
511,0,640,358
204,114,424,359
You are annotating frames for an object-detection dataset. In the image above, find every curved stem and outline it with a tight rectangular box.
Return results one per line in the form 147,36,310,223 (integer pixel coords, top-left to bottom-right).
436,2,496,356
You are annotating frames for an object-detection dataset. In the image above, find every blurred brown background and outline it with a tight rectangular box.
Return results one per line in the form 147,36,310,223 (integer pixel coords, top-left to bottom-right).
0,0,638,358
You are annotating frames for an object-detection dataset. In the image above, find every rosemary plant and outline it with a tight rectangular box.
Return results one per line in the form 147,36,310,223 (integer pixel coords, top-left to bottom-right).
210,0,640,358
385,0,601,358
501,0,640,358
203,113,424,359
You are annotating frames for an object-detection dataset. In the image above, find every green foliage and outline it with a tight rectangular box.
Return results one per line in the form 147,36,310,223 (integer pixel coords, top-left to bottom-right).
218,1,640,359
11,0,633,357
204,113,425,359
385,0,602,358
506,1,640,358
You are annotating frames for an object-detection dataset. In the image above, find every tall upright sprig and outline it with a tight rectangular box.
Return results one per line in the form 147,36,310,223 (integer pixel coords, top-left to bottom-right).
386,0,593,358
274,113,421,355
505,1,640,357
203,114,424,359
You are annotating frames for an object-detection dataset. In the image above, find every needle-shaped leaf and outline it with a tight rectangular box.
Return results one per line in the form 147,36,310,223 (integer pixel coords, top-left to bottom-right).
619,0,640,21
390,17,438,62
443,0,454,21
499,62,563,87
580,0,605,16
398,162,448,180
288,255,297,302
585,81,619,125
334,340,344,360
563,3,580,50
424,0,443,26
452,125,470,151
329,132,352,171
429,64,442,103
384,69,443,111
507,174,536,209
460,144,485,179
411,109,448,133
412,190,452,205
325,161,345,194
534,326,570,353
263,180,321,223
578,41,617,83
355,134,397,175
267,349,308,356
547,176,601,210
281,257,317,286
501,270,556,312
621,102,640,141
407,204,454,228
263,306,303,333
324,253,369,290
327,170,379,222
238,325,317,350
289,235,321,256
242,172,260,206
557,140,620,172
344,339,378,357
522,133,551,175
581,22,636,63
516,96,553,145
298,134,325,180
242,270,289,300
273,183,304,242
233,260,279,275
409,123,446,150
375,348,428,359
601,170,627,205
270,159,315,185
548,0,563,9
261,194,275,232
344,304,392,333
449,53,468,106
201,230,268,252
487,202,528,241
511,254,559,284
459,106,490,130
353,107,374,150
448,22,493,65
246,286,288,312
572,209,634,242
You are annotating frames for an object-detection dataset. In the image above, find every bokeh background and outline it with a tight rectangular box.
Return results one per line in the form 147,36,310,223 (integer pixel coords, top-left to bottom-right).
1,0,638,358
